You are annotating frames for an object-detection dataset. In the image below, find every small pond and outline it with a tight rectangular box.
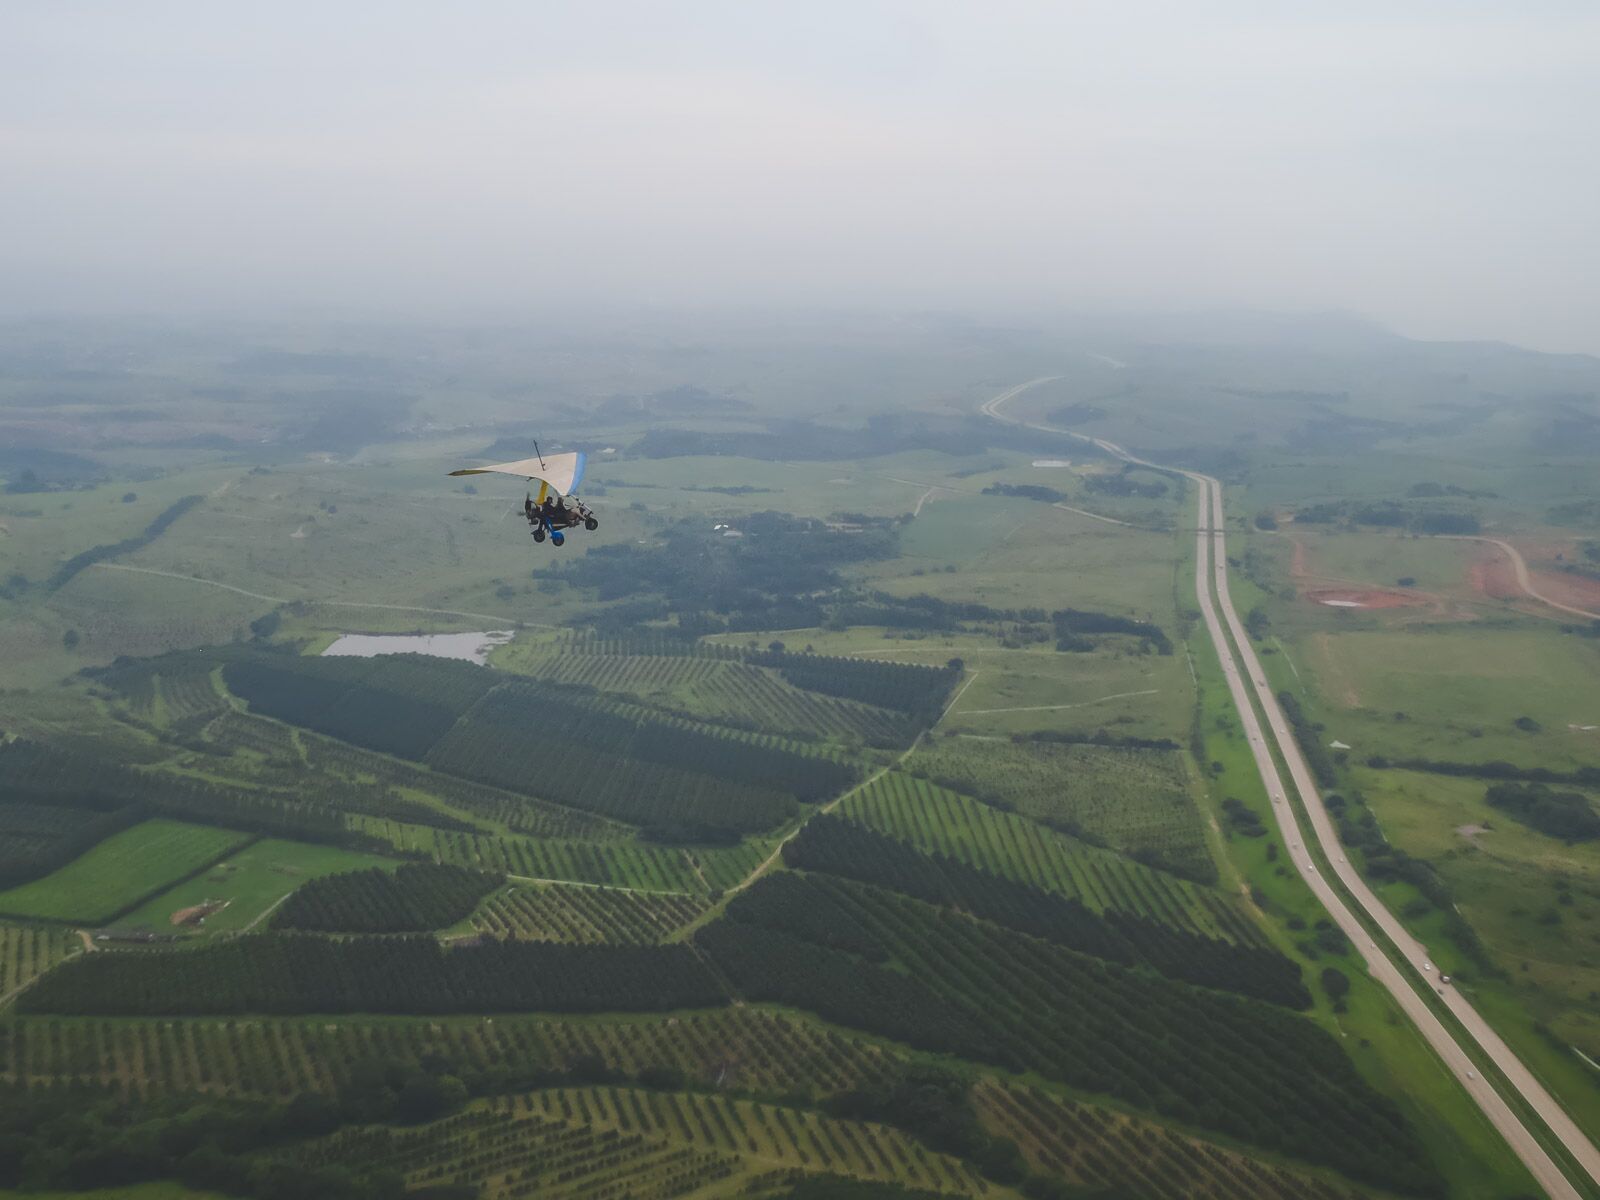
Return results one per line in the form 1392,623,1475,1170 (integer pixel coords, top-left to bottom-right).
321,630,514,665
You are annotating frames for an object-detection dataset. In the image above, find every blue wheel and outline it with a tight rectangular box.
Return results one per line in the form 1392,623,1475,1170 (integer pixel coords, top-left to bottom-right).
551,531,565,546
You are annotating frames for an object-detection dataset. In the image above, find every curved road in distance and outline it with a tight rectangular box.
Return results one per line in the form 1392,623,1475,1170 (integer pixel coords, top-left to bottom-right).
1451,535,1600,622
983,377,1600,1200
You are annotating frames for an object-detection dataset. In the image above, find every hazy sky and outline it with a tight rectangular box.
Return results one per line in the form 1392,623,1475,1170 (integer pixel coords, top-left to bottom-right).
4,2,1597,352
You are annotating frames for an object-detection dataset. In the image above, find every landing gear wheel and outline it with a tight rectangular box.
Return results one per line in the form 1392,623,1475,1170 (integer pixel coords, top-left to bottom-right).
584,517,599,531
532,527,546,543
552,531,565,546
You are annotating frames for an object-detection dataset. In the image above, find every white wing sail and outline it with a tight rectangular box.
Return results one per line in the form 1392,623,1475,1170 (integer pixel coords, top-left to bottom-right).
449,450,587,496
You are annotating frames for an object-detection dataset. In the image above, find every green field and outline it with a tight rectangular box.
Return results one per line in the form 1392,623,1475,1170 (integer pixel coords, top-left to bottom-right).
905,736,1212,880
113,837,397,936
837,771,1250,941
5,316,1598,1198
0,820,250,925
1185,624,1541,1200
1294,624,1600,771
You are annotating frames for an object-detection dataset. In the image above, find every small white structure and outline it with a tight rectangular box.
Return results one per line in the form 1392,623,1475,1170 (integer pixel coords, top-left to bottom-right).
1330,739,1351,750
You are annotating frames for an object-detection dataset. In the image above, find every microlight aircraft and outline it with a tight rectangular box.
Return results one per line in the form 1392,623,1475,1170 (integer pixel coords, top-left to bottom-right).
449,444,598,546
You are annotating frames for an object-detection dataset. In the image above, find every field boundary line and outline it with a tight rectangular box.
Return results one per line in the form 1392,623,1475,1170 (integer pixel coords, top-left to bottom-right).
938,670,982,722
238,891,295,934
959,688,1155,715
502,875,693,897
89,562,551,626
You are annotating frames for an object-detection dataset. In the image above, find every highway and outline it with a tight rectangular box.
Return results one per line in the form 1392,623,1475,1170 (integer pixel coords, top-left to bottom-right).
983,377,1600,1200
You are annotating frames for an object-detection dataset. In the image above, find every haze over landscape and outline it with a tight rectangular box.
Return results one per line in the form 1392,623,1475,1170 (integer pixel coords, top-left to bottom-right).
5,1,1599,351
2,7,1600,1200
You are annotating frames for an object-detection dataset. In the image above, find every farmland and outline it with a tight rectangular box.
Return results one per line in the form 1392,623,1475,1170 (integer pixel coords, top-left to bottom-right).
495,639,919,745
0,820,249,926
5,314,1598,1199
279,1089,992,1200
906,736,1212,880
111,838,396,936
0,1008,899,1099
0,923,74,998
836,772,1250,940
473,882,708,943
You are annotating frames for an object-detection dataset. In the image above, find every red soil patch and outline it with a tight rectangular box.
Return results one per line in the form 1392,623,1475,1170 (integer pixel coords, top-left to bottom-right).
1532,570,1600,612
1469,546,1522,602
1288,536,1308,579
171,900,226,927
1305,587,1428,610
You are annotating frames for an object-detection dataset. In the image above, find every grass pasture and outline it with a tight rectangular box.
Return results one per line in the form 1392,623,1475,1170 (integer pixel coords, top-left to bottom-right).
113,838,397,936
1295,624,1600,772
889,495,1184,618
906,737,1212,880
837,772,1251,942
0,820,250,926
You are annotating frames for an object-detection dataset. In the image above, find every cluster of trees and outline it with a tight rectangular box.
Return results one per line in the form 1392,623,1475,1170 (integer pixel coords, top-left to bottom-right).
1366,755,1600,788
0,1083,468,1200
1485,783,1600,842
982,482,1065,503
427,678,847,835
273,864,503,933
223,656,489,762
1329,794,1492,972
47,494,203,590
0,738,395,872
722,871,891,961
826,1067,1026,1184
224,650,851,838
778,823,1309,1007
628,411,1103,464
21,934,726,1016
1052,608,1173,654
698,883,1432,1193
1020,729,1180,751
1221,797,1267,837
1084,469,1168,499
1275,691,1337,787
1291,500,1480,536
749,649,960,720
553,510,895,615
696,920,994,1061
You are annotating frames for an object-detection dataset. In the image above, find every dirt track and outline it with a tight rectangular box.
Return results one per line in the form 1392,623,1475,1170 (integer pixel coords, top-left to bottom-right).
1452,537,1600,622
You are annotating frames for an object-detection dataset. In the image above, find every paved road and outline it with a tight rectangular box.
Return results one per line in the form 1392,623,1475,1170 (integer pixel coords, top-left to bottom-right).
983,377,1600,1200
